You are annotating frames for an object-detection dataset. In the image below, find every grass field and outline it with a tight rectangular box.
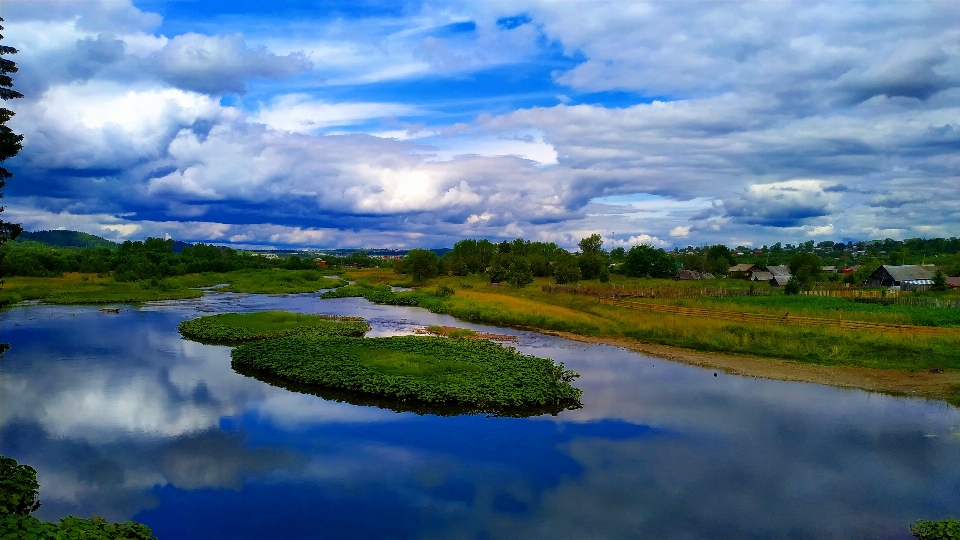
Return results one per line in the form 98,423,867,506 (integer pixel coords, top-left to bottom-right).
342,270,960,373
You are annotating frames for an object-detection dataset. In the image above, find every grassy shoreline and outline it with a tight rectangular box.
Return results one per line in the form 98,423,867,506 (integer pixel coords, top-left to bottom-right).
337,271,960,400
6,269,960,404
0,270,346,306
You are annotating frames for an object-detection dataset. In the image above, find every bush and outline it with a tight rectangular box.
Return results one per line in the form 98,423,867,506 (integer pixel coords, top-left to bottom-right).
784,277,802,295
0,456,40,515
911,518,960,540
435,284,456,297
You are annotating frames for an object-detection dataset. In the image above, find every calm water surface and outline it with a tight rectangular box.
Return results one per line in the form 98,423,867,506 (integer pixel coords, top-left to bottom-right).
2,292,959,539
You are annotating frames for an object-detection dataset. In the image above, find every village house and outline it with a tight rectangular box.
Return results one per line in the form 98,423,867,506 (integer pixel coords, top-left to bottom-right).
765,265,791,277
729,263,760,278
769,275,792,287
675,269,716,280
868,265,937,290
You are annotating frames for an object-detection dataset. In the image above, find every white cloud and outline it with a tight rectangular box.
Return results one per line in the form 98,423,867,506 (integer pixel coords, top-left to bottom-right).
252,94,418,133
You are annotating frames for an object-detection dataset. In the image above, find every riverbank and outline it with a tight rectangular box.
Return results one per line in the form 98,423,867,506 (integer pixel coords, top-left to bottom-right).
343,269,960,406
537,329,960,406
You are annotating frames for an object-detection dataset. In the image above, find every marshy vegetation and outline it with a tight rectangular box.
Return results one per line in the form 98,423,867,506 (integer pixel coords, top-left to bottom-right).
231,335,582,410
178,311,369,344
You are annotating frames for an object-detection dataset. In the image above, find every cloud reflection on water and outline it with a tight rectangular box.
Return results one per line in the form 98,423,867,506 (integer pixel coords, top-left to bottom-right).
2,296,960,538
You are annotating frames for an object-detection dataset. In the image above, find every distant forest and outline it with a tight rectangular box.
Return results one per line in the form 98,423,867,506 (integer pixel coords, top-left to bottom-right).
2,230,959,284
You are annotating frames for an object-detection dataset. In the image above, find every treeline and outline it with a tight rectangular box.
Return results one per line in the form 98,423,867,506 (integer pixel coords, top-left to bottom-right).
394,235,697,285
714,237,960,269
0,238,326,280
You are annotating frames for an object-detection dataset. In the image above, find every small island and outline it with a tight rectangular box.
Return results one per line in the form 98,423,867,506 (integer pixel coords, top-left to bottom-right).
231,334,582,410
178,310,370,344
179,310,583,412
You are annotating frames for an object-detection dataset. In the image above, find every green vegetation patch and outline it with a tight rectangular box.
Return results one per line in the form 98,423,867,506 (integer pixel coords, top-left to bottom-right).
179,311,369,344
911,517,960,540
320,280,426,306
209,269,347,294
231,335,582,409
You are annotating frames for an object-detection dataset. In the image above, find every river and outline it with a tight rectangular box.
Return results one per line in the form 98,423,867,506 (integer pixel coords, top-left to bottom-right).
1,291,958,539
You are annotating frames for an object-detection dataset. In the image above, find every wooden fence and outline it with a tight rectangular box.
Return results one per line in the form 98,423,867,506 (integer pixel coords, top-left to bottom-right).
599,298,959,337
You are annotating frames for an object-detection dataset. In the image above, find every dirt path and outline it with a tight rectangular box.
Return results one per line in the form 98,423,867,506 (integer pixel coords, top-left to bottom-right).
535,329,960,405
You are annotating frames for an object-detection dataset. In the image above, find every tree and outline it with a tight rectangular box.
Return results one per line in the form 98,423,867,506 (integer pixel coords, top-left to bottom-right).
553,260,581,284
578,233,604,255
578,252,606,280
506,256,533,288
932,270,947,292
706,244,734,276
404,249,439,281
788,252,822,291
623,244,675,278
0,17,24,266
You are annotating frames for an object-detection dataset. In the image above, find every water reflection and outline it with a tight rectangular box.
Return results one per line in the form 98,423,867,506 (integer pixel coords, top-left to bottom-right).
2,293,959,539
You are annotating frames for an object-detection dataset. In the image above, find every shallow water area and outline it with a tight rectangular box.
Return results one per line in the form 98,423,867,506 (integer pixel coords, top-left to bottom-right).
2,291,960,539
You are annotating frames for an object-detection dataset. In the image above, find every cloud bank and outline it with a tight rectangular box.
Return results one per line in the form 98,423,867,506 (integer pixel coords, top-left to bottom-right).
2,0,958,248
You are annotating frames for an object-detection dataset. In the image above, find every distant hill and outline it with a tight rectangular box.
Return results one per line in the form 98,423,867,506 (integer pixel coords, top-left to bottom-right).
18,230,118,249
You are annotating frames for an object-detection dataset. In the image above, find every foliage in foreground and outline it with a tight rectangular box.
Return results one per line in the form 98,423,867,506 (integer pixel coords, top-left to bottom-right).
912,518,960,540
178,310,369,343
0,456,155,540
231,335,582,409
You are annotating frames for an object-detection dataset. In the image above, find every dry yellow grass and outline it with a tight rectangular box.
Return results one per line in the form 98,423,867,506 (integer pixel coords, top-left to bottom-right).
454,289,610,328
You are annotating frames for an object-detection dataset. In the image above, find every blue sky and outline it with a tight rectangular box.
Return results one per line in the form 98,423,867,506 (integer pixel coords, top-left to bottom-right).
2,0,959,249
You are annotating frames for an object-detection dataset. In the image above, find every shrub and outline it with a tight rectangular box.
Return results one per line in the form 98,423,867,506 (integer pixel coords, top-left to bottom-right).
435,284,456,298
911,518,960,540
784,277,802,295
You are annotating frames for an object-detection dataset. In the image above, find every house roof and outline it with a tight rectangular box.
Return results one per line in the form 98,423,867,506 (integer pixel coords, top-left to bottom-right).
770,275,792,286
750,271,774,281
766,265,791,276
878,265,937,282
946,277,960,288
729,263,758,273
822,266,837,272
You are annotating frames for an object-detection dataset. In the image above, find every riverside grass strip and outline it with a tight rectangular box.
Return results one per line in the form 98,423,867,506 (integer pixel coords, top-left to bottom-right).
178,311,370,344
231,335,583,409
601,298,960,337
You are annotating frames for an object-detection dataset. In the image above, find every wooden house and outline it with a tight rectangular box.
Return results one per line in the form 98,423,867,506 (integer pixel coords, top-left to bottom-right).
868,265,937,288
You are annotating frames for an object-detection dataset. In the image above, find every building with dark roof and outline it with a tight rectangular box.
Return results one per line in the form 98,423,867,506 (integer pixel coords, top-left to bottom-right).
868,265,937,287
765,265,791,277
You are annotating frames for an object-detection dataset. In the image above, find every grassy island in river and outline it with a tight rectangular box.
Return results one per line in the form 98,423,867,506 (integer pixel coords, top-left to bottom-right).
178,311,370,344
231,335,583,410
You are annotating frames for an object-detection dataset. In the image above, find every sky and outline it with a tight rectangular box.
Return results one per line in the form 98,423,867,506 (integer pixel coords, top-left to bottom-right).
0,0,958,250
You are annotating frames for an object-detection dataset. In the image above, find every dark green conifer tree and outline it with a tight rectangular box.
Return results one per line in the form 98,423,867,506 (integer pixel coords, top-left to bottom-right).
0,16,24,250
